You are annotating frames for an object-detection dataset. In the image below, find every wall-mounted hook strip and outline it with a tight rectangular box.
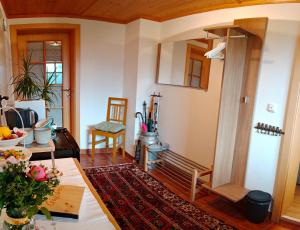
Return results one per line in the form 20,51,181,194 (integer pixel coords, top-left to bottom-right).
150,92,162,98
254,122,285,136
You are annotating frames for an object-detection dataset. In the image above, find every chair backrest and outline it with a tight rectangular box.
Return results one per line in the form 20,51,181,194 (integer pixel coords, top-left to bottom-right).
106,97,128,125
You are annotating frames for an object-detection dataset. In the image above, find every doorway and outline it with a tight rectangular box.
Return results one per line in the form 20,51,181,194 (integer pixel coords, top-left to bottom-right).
10,24,80,142
272,37,300,222
283,180,300,220
18,33,71,129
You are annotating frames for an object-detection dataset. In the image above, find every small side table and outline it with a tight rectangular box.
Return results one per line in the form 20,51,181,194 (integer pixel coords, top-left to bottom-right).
25,140,55,154
20,140,56,169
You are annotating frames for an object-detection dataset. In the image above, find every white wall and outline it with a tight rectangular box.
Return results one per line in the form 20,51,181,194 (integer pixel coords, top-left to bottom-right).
0,3,11,98
8,17,126,149
160,3,300,40
126,20,223,168
158,42,174,84
123,20,140,154
135,19,161,142
245,20,300,194
130,3,300,194
157,47,223,168
170,40,186,85
122,19,161,154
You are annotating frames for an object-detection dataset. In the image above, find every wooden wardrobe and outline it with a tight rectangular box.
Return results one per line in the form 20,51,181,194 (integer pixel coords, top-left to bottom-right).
203,18,268,202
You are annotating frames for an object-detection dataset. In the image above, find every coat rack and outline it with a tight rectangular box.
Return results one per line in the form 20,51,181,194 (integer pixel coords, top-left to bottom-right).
254,122,285,136
201,18,269,203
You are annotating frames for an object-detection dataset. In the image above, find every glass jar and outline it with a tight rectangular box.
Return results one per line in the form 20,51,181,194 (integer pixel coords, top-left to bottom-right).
3,207,35,230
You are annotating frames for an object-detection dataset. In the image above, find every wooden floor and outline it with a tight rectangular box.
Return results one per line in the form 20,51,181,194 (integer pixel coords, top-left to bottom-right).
80,149,299,230
283,186,300,222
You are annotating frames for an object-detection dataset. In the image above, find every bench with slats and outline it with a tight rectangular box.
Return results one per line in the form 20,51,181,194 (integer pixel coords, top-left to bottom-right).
143,147,212,201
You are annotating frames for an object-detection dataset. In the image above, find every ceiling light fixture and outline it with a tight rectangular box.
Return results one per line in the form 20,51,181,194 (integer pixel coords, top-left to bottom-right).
49,41,62,47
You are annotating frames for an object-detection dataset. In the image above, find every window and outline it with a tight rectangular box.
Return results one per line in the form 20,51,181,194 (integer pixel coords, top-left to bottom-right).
27,41,63,126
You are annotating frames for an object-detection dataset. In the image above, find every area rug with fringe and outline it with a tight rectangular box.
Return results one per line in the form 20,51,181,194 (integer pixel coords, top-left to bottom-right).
83,163,236,230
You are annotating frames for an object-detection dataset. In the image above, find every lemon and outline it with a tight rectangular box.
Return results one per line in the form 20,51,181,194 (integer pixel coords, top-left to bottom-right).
0,127,12,138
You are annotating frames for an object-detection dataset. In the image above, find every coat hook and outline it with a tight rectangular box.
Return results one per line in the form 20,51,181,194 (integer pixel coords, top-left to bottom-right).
254,122,285,136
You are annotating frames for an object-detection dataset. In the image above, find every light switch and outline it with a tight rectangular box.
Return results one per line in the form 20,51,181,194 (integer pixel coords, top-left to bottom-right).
267,103,277,113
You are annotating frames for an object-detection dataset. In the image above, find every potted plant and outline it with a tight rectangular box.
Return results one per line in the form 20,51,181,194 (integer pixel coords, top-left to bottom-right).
40,72,57,107
0,157,59,229
11,55,41,101
11,54,57,120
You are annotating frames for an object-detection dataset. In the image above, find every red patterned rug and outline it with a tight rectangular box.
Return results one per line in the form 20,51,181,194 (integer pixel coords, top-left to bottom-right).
84,163,236,230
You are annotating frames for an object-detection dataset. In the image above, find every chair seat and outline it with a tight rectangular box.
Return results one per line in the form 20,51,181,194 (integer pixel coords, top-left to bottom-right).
94,121,125,133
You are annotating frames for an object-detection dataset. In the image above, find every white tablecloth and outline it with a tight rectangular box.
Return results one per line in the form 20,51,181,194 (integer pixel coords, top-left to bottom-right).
1,158,116,230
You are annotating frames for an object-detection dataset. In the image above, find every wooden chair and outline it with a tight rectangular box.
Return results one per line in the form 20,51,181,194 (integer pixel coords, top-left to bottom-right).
91,97,128,161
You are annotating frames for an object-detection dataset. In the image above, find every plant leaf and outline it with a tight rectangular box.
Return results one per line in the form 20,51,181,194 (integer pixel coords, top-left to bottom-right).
40,207,52,220
10,52,42,100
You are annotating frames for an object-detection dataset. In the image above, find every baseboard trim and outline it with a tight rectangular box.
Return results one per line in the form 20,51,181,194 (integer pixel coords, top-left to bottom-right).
281,215,300,225
80,148,134,159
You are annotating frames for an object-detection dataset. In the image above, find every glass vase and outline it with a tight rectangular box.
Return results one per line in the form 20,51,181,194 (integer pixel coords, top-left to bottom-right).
3,207,35,230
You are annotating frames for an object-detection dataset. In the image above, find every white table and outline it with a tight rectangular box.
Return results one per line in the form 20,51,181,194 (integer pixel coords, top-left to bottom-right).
0,158,119,230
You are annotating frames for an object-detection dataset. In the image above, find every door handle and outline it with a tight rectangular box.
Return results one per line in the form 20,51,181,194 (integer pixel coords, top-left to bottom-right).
242,96,249,104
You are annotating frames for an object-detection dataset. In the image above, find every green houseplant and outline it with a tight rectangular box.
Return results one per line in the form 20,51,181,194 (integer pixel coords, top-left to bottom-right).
11,54,57,107
40,72,57,107
11,55,41,101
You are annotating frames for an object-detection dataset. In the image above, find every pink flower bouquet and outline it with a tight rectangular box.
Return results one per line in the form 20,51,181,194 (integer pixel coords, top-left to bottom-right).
0,159,60,229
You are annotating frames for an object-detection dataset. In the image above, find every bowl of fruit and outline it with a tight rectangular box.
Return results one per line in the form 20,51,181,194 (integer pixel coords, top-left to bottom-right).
0,127,27,147
0,147,32,167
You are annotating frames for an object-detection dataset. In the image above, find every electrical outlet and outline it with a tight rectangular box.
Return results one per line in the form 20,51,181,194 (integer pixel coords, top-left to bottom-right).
267,103,277,113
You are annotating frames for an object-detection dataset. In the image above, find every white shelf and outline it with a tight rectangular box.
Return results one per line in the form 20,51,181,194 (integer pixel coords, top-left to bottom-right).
19,140,55,153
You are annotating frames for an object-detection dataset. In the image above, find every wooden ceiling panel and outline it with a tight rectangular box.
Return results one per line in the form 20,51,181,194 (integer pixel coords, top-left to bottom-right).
1,0,300,23
1,0,98,18
82,0,149,22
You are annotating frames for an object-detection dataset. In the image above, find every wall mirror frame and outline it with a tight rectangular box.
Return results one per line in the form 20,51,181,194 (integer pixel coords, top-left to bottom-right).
156,38,213,90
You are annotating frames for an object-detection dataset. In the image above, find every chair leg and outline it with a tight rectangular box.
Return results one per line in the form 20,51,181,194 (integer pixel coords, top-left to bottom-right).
92,130,96,161
122,133,126,159
112,137,117,163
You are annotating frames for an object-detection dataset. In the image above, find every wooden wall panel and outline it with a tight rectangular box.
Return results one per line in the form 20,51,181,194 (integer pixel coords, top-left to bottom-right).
212,29,248,188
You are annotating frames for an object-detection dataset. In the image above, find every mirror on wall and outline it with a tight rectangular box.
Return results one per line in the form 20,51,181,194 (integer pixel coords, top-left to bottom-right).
156,39,213,90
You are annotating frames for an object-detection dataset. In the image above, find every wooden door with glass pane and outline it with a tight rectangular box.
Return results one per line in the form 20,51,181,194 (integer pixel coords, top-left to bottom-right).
184,43,212,90
17,33,71,130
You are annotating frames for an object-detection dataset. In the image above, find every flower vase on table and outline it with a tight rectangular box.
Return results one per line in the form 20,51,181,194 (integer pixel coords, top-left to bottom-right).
3,207,31,230
0,152,60,230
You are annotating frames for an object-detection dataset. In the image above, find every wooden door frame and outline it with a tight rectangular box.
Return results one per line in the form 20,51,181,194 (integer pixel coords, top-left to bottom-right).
10,23,80,143
271,38,300,222
183,43,212,90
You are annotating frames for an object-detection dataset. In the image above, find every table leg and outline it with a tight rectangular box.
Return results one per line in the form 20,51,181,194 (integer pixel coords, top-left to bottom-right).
51,150,56,170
